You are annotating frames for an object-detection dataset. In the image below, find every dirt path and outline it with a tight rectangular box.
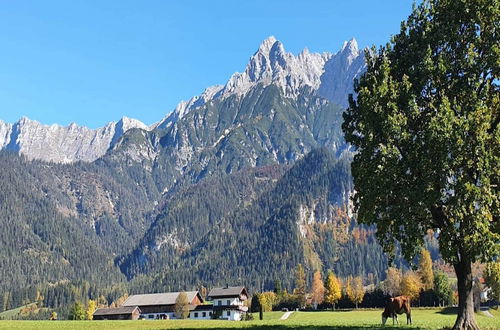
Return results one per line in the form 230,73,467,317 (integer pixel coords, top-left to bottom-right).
481,309,493,318
280,311,294,320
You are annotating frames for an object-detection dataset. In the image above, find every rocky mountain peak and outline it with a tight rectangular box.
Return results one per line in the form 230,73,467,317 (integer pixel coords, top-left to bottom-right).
154,37,365,127
342,38,359,53
0,116,149,163
339,38,360,66
117,116,149,132
222,36,333,101
257,35,279,53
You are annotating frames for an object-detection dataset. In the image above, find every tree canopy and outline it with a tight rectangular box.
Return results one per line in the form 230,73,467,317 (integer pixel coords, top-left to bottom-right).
311,271,325,307
419,248,434,290
343,0,499,328
324,271,342,309
174,292,189,319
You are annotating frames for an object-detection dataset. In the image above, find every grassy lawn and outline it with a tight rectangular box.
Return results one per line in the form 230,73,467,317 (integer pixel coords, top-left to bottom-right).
0,308,498,329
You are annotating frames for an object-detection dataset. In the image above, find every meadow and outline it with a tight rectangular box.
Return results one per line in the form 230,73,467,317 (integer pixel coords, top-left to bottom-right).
0,308,498,330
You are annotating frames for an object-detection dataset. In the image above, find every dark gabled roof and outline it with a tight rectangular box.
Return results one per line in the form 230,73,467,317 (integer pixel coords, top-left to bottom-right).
189,304,214,311
207,286,247,298
93,306,140,316
122,291,201,307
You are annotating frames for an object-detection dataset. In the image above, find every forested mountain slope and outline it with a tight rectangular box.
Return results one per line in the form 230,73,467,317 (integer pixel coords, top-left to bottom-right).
121,149,391,294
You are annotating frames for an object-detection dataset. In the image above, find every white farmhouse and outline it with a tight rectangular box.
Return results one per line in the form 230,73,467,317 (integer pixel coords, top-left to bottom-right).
207,286,249,321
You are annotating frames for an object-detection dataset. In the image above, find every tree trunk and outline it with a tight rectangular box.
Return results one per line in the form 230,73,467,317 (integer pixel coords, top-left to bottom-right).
452,259,479,330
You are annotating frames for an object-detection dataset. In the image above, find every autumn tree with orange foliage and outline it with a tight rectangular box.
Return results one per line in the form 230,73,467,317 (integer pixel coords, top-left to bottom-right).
311,270,325,308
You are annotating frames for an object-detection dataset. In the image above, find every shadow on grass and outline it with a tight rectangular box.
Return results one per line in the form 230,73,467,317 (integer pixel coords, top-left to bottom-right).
436,307,458,315
162,326,425,330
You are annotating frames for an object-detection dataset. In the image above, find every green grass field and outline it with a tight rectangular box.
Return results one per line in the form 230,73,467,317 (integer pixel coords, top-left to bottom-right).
0,308,498,330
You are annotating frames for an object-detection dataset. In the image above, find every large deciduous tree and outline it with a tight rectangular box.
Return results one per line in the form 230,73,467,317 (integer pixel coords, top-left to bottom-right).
383,267,402,297
324,271,342,310
68,302,85,320
311,270,325,308
400,271,423,301
434,271,453,307
342,0,499,328
174,291,190,319
86,299,97,320
346,276,365,309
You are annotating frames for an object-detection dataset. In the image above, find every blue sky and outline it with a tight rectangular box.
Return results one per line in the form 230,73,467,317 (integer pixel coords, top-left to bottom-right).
0,0,415,128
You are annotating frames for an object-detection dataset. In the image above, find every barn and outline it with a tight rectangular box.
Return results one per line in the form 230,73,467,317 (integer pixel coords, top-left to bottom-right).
121,291,204,320
93,306,141,320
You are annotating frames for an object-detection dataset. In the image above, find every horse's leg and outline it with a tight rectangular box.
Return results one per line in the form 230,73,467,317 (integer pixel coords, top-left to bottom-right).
395,314,399,325
407,312,411,325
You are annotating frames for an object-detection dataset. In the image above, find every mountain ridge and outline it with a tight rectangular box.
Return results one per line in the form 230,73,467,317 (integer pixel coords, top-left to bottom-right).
0,37,365,164
0,116,149,163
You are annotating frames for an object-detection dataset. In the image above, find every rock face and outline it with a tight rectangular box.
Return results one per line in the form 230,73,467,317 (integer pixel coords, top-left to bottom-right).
155,36,365,128
318,39,365,108
0,116,148,163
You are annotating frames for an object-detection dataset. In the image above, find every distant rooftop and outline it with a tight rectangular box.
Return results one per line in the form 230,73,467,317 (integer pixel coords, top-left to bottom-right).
208,286,247,298
122,291,200,306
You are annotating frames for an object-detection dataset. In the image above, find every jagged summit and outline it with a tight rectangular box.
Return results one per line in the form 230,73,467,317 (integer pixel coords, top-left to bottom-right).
0,116,149,163
154,36,365,127
342,38,358,52
257,35,279,53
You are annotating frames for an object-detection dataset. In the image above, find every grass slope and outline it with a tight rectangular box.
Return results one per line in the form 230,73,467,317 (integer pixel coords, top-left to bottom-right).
0,309,499,329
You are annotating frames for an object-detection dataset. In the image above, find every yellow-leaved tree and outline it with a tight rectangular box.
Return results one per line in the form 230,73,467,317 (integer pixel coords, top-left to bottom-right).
419,247,434,290
401,271,423,301
383,267,402,297
346,276,365,309
86,300,97,320
324,271,341,310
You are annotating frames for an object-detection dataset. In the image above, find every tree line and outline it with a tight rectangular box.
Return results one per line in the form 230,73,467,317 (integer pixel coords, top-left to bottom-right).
250,249,500,312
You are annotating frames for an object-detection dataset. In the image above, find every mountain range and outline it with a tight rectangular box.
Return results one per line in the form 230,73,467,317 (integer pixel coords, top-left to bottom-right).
0,37,421,315
0,36,364,164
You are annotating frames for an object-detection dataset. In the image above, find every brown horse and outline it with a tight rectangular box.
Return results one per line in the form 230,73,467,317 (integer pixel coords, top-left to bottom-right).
382,296,412,325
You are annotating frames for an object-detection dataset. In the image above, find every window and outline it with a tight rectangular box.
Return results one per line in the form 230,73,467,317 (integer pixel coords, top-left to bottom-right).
226,311,230,317
194,312,198,318
227,299,230,305
202,312,206,317
217,300,221,306
148,315,154,319
209,312,212,316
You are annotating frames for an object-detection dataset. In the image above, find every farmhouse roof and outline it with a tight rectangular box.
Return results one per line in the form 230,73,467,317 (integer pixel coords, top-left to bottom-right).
122,291,201,306
93,306,140,316
208,286,248,298
189,304,214,311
